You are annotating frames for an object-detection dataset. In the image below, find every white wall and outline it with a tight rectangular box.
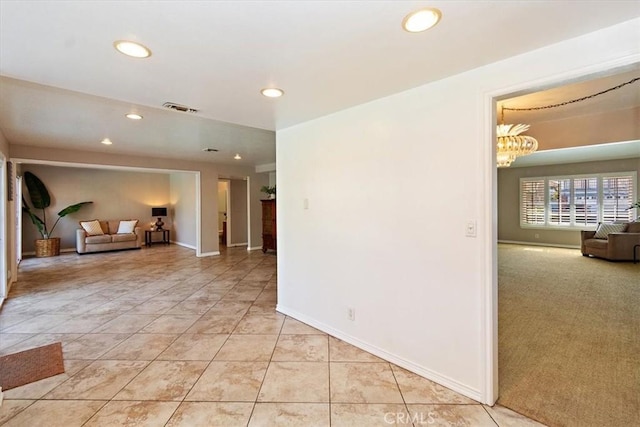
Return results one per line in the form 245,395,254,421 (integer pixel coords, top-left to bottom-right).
11,145,268,255
21,164,170,252
276,18,640,403
170,172,197,248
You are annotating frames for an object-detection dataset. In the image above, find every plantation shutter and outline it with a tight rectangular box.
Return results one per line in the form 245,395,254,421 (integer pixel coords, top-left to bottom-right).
521,179,545,225
602,175,635,222
519,172,636,228
549,179,571,225
573,177,599,226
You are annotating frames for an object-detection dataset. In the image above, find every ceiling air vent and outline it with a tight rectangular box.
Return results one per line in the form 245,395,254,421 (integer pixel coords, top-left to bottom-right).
162,102,198,113
202,148,219,152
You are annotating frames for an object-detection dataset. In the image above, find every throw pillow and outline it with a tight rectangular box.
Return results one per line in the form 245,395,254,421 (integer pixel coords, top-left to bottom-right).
593,222,627,239
627,221,640,233
80,220,104,236
117,220,138,234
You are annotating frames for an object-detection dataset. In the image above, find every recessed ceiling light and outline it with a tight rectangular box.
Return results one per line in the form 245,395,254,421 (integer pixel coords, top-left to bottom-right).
125,113,143,120
402,8,442,33
261,88,284,98
234,154,242,160
101,138,113,145
113,40,152,58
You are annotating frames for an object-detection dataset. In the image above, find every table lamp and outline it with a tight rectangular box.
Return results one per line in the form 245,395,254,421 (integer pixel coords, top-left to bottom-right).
152,207,167,230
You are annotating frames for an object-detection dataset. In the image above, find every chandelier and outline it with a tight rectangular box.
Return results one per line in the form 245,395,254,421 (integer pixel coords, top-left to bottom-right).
496,76,639,168
496,119,538,168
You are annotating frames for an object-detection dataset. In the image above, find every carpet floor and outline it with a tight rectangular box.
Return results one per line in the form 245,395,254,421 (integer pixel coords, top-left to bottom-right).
497,244,640,427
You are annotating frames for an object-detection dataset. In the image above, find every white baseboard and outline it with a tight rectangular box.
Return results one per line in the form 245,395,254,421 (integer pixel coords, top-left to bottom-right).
247,246,263,251
197,251,220,257
226,243,248,248
172,241,196,250
498,240,580,249
276,304,484,404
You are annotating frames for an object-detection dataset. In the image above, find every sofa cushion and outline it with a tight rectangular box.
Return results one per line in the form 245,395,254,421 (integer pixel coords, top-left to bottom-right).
594,222,626,239
111,233,137,243
85,234,112,244
80,220,104,236
584,238,608,249
107,220,121,235
627,221,640,233
117,220,138,234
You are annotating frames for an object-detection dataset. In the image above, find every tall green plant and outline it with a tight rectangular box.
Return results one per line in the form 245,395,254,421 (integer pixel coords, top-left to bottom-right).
629,201,640,220
260,185,276,197
22,171,93,239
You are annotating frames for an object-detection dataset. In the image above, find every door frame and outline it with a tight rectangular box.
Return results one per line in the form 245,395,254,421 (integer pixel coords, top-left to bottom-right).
482,56,640,404
0,155,7,302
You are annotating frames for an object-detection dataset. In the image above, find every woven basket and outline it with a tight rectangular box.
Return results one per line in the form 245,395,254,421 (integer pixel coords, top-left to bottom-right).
34,238,61,257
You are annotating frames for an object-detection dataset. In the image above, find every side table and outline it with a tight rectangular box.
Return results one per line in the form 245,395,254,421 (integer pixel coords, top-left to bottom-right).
145,229,170,247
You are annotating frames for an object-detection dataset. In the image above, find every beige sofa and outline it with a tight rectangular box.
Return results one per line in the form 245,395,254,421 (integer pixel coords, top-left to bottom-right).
581,221,640,261
76,219,142,254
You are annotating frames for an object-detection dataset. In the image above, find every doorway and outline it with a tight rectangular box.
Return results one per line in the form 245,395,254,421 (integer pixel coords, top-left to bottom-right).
218,180,230,247
217,177,250,250
490,64,640,425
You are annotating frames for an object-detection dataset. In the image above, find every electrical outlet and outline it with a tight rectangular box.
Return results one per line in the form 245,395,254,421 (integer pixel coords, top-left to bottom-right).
465,221,477,237
303,198,309,210
534,233,540,239
347,307,355,321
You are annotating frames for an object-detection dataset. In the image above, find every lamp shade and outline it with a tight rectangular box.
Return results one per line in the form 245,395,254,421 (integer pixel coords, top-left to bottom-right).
152,207,167,217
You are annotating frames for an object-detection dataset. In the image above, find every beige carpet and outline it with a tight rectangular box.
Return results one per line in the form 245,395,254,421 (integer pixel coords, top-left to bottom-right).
498,244,640,427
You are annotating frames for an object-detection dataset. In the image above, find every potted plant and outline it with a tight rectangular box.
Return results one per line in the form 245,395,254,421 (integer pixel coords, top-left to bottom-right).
260,185,276,199
22,171,93,257
629,201,640,220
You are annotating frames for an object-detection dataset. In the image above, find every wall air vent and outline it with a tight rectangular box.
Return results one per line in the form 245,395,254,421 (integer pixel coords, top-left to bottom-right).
162,102,199,113
202,148,219,152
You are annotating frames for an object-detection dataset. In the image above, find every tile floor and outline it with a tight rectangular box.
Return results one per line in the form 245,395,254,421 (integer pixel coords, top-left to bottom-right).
0,245,543,426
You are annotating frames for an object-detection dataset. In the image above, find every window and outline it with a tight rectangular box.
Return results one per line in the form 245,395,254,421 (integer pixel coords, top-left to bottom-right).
602,176,633,223
520,179,545,225
520,172,637,229
573,177,598,226
549,179,571,225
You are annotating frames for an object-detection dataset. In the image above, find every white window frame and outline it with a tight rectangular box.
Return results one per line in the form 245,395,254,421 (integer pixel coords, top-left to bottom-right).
519,171,637,230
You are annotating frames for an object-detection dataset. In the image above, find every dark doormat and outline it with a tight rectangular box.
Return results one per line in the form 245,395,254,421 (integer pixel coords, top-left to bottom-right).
0,342,65,391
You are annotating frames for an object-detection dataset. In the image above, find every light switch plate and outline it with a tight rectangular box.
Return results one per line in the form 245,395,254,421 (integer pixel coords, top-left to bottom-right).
466,221,477,237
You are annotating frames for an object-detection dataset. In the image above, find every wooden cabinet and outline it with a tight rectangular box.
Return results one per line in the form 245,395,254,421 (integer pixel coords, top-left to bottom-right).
261,199,276,253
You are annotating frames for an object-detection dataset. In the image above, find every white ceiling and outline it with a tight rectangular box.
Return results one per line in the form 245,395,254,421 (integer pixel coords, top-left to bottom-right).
1,1,639,166
497,68,640,125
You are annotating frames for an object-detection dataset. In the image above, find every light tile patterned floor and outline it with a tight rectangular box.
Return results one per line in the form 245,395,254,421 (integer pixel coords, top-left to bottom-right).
0,245,543,426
